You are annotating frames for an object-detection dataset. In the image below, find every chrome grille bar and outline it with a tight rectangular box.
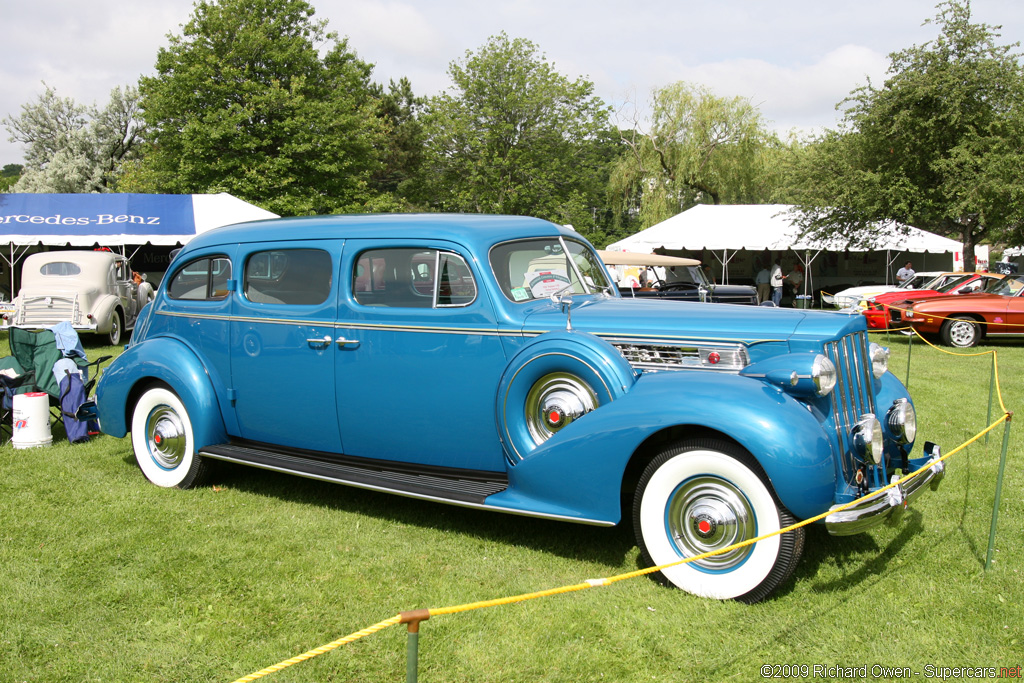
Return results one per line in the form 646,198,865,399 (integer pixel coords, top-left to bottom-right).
824,331,876,482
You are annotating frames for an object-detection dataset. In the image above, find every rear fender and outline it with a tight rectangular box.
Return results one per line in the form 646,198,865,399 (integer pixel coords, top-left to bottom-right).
95,337,227,449
487,370,836,524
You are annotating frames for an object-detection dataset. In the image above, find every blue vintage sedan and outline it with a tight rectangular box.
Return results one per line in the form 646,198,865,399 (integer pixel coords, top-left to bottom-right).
95,214,944,603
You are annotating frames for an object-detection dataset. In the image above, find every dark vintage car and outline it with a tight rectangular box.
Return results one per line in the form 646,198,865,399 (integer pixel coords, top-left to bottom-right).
599,250,758,305
863,273,1005,331
94,214,942,603
903,274,1024,347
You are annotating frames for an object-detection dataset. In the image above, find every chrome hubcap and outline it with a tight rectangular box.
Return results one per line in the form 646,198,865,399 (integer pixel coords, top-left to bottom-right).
525,372,598,445
667,476,756,570
147,406,186,469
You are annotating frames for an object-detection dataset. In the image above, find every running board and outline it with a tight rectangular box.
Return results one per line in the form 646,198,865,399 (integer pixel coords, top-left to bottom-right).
199,442,508,505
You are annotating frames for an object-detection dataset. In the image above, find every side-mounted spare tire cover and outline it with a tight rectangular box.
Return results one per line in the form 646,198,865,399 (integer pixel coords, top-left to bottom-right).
497,331,637,462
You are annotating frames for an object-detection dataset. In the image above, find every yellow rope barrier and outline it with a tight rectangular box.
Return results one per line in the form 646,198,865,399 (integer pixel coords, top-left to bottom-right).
228,615,403,683
228,337,1013,682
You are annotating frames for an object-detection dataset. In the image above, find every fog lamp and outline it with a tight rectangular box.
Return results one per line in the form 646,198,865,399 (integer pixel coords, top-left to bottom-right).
852,413,884,464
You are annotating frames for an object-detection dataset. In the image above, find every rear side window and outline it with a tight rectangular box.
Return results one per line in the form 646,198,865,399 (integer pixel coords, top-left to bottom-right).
244,249,333,305
168,256,232,300
352,248,476,308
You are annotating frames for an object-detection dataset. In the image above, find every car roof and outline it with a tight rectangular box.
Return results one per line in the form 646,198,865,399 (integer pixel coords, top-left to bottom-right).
182,214,576,253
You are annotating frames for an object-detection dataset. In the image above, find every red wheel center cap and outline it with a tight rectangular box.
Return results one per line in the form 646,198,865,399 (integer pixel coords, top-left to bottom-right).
698,519,712,534
155,434,162,444
549,410,561,424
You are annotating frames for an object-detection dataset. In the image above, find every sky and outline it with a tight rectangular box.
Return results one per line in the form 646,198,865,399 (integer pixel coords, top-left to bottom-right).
2,0,1024,168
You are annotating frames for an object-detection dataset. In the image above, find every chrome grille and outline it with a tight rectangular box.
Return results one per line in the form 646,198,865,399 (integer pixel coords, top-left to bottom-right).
823,330,876,481
609,339,749,373
17,295,80,326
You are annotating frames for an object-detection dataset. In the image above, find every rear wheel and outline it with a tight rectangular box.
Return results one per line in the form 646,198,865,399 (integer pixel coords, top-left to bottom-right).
108,309,123,346
633,438,804,603
941,315,981,348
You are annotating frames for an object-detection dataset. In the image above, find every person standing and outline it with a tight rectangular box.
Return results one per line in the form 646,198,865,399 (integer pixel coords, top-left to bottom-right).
770,261,785,306
755,263,770,303
787,264,804,297
896,261,915,285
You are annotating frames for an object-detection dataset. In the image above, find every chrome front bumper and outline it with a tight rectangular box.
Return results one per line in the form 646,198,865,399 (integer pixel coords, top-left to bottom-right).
825,445,946,536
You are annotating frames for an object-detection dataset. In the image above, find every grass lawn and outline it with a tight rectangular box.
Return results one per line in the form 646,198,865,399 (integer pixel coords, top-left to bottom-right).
1,330,1021,682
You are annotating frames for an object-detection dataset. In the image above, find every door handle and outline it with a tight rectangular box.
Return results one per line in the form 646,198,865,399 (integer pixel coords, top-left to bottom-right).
306,335,332,348
335,337,360,349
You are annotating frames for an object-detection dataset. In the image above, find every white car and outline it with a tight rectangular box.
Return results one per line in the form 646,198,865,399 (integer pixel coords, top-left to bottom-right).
823,272,953,310
2,250,154,344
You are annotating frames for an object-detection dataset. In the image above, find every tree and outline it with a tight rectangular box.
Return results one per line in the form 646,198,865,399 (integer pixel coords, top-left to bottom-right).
789,0,1024,269
136,0,385,215
610,82,788,228
415,33,618,233
3,84,144,193
0,164,22,192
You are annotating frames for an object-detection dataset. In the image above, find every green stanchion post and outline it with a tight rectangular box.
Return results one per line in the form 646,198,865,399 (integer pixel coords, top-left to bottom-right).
985,413,1012,571
904,331,913,390
400,610,430,683
985,355,995,445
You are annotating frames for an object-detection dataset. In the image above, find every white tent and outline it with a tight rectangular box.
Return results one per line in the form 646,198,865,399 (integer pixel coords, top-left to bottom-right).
607,204,963,291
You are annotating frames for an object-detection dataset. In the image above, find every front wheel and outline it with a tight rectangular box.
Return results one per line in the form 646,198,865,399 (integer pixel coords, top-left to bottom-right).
131,385,209,489
941,315,981,348
632,438,804,603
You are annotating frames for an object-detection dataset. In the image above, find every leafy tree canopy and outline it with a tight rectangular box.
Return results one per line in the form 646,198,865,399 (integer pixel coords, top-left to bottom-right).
3,84,144,193
415,33,619,234
789,0,1024,267
610,82,790,228
135,0,385,215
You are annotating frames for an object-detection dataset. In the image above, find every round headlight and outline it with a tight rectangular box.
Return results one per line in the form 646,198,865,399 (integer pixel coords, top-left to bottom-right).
887,398,917,444
811,354,837,397
869,342,889,378
852,413,884,464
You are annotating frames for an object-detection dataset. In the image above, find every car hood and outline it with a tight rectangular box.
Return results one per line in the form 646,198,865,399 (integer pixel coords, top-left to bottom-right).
521,296,865,347
911,292,1009,310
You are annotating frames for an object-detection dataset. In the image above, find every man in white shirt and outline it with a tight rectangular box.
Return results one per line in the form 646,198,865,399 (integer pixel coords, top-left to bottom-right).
770,262,785,306
896,261,915,285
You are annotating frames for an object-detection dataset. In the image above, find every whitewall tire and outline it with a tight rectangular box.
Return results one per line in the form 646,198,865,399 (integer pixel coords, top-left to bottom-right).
633,438,804,603
131,386,208,489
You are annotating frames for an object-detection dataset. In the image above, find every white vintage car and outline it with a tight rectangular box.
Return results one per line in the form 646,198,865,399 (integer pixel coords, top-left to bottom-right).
2,250,154,344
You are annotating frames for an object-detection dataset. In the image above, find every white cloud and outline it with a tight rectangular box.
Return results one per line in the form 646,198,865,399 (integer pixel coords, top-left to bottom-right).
2,0,1023,165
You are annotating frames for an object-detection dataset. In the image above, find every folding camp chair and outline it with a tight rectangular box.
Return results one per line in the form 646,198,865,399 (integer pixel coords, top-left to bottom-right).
4,327,111,443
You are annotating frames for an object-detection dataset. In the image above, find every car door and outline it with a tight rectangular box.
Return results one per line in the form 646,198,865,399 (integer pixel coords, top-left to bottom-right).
230,241,345,453
334,240,508,471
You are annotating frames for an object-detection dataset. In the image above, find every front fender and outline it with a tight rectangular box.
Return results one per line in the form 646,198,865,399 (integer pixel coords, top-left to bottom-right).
95,337,227,449
487,370,836,524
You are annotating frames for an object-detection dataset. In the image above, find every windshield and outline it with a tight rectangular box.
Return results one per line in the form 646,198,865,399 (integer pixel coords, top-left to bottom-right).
489,237,611,302
935,274,974,293
988,275,1024,297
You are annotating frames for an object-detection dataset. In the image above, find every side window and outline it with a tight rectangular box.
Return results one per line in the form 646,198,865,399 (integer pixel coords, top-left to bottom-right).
437,253,476,306
352,248,476,308
244,249,332,305
168,256,233,301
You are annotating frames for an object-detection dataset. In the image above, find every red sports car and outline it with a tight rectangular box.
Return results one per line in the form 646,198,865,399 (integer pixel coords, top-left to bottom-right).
902,275,1024,347
863,273,1005,331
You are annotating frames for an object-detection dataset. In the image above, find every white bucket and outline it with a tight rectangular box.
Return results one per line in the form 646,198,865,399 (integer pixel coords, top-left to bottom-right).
12,392,52,449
